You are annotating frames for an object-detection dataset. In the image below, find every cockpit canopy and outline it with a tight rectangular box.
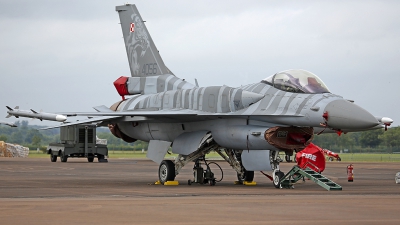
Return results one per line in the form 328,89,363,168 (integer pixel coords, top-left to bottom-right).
261,69,330,94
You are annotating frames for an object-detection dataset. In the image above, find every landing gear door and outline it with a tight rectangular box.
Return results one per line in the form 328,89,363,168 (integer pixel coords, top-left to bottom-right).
242,150,272,171
147,140,171,165
172,131,211,155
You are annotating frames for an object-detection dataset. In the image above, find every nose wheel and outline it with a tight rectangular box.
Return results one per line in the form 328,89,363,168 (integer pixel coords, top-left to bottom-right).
273,170,284,188
270,150,284,188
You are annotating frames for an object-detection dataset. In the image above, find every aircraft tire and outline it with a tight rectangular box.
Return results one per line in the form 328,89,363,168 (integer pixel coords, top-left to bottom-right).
273,171,284,188
237,170,254,183
50,154,57,162
158,160,175,184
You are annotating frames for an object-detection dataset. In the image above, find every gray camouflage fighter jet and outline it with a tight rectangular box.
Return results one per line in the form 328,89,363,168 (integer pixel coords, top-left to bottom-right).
6,4,393,187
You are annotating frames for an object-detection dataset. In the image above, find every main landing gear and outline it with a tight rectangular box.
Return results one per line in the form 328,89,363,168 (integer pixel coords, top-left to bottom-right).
237,170,254,184
156,136,281,188
156,136,258,186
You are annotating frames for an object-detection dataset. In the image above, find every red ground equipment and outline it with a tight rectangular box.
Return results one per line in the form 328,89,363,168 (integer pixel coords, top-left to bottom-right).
295,143,326,173
323,149,341,161
347,164,354,182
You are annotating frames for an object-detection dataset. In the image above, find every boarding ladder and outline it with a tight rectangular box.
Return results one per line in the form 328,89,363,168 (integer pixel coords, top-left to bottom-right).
280,165,342,191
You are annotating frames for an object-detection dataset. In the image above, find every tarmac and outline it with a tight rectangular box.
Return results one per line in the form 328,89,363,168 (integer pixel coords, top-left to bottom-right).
0,157,399,224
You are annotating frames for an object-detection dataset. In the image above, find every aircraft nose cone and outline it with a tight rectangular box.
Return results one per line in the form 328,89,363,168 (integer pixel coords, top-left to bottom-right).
324,99,379,129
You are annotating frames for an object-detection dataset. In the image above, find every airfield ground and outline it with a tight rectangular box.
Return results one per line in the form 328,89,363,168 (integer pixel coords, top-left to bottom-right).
0,157,399,224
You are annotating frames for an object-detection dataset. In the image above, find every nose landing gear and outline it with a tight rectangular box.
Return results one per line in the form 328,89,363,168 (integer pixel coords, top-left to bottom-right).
273,170,285,188
270,150,284,188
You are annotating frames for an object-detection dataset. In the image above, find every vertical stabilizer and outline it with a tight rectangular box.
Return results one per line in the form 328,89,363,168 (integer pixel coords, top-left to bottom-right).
116,4,173,77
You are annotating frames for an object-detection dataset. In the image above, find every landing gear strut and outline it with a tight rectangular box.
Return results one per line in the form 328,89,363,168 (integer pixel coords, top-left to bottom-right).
233,150,254,184
237,170,254,184
270,150,284,188
215,149,255,184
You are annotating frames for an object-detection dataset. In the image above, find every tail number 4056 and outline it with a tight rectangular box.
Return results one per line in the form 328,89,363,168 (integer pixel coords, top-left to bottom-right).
142,63,158,75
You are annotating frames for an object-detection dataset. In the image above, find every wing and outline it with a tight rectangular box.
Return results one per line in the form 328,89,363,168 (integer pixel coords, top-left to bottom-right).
40,108,200,130
39,116,121,130
62,108,198,117
9,103,304,130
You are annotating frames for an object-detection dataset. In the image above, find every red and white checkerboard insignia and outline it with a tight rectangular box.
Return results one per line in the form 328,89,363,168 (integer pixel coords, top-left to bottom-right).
129,23,135,32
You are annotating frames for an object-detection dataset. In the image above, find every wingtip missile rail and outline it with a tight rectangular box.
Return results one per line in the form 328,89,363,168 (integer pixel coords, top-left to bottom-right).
6,106,67,122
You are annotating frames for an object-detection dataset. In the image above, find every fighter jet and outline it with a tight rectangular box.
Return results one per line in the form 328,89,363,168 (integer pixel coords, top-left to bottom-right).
5,4,393,187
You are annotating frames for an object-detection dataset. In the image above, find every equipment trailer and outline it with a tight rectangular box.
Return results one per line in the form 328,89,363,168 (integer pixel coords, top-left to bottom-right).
47,125,108,163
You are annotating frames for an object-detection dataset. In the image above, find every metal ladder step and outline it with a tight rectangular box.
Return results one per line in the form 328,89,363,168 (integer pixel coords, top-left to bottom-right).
280,165,342,191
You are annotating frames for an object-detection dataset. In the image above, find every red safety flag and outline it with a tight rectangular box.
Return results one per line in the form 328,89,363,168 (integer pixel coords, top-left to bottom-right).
296,143,326,172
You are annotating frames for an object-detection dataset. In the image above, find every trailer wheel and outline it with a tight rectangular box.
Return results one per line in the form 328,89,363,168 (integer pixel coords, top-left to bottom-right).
87,156,94,162
50,154,57,162
158,160,175,184
60,153,68,162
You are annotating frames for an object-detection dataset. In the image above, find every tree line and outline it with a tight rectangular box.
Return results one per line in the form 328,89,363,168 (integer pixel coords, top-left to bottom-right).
313,126,400,153
0,120,399,153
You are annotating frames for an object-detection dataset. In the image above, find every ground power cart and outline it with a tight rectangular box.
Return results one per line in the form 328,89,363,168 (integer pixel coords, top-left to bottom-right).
47,125,108,163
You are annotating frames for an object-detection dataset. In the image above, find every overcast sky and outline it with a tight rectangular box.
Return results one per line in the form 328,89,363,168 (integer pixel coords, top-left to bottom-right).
0,0,399,127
